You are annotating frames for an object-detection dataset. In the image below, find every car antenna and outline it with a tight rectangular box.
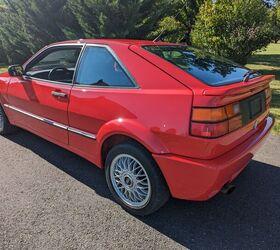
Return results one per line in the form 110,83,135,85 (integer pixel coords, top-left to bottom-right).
153,0,188,42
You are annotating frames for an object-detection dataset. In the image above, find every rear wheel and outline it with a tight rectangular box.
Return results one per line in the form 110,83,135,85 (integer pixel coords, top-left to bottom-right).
105,143,170,216
0,106,17,135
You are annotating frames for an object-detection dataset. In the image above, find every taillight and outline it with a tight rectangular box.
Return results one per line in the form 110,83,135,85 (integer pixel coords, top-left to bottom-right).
191,121,229,137
191,103,242,138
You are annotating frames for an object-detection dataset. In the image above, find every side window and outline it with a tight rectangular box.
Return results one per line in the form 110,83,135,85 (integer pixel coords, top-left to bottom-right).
75,46,134,87
25,47,82,84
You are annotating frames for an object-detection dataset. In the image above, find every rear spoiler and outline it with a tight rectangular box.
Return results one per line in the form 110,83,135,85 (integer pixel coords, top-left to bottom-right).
203,75,275,97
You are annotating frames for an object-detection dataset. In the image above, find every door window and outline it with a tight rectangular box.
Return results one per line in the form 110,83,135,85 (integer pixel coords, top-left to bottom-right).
75,46,134,87
25,46,82,84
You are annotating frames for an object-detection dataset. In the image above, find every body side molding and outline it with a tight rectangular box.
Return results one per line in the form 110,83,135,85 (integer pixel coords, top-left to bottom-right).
3,104,96,140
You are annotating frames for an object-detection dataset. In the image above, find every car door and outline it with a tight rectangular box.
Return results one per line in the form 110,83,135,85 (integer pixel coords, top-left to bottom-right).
6,44,83,145
68,45,137,162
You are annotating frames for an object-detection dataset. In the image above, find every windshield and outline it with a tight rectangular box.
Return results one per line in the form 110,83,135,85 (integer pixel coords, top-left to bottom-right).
142,45,261,86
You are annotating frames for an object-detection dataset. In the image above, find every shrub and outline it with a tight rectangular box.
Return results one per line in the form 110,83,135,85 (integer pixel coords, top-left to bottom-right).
191,0,274,64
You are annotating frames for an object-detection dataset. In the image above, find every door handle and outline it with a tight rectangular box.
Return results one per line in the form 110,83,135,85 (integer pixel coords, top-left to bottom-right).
51,91,67,98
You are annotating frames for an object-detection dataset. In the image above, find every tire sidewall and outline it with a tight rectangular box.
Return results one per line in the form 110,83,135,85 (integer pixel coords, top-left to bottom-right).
105,143,169,216
0,107,5,134
0,106,17,135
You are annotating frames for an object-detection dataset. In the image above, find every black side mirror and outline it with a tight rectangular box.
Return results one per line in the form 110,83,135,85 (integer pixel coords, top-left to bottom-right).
8,64,24,77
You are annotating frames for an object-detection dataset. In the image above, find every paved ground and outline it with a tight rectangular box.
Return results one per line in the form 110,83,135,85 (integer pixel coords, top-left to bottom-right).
0,130,279,250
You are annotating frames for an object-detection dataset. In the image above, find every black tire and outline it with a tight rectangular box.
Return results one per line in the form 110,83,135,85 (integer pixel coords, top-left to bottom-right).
105,143,170,216
0,106,17,135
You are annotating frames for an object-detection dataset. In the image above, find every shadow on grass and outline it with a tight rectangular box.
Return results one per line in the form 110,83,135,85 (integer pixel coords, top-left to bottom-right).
248,54,280,68
271,91,280,108
254,69,280,81
4,130,280,250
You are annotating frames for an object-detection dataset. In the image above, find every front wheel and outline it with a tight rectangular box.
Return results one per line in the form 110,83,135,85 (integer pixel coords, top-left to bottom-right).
105,143,170,216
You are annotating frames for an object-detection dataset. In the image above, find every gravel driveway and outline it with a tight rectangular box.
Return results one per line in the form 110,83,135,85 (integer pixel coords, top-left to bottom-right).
0,130,279,250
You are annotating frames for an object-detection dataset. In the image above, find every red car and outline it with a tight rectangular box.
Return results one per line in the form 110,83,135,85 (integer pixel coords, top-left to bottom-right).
0,39,274,215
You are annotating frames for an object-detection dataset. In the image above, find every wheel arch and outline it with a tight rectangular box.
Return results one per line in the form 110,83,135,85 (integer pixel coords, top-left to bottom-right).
96,119,169,168
101,134,148,168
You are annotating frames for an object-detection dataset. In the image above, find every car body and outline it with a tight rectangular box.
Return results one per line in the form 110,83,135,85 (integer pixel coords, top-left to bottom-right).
0,39,274,215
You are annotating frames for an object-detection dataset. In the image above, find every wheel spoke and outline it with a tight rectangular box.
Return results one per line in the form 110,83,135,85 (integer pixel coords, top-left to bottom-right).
110,154,151,209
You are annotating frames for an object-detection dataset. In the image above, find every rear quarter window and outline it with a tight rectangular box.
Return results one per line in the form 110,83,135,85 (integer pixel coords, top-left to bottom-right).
76,46,135,88
142,45,260,86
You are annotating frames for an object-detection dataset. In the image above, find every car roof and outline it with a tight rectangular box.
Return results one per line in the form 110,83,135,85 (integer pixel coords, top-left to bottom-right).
51,38,176,47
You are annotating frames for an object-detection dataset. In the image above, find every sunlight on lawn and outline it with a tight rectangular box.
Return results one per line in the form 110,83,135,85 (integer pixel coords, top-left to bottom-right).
0,66,7,73
247,43,280,135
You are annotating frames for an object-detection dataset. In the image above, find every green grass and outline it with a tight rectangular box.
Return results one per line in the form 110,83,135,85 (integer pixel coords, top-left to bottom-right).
0,66,7,73
247,43,280,135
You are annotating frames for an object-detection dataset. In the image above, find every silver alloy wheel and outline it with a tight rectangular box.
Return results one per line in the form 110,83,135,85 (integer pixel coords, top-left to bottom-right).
0,110,4,131
110,154,152,209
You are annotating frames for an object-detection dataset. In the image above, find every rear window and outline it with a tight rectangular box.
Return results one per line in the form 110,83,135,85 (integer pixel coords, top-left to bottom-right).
142,45,260,86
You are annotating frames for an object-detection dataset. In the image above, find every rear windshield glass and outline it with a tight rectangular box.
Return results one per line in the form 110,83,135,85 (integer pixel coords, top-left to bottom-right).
142,45,260,86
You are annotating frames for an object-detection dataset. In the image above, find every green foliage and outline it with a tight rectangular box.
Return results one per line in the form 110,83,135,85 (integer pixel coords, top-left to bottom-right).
0,0,79,64
67,0,166,39
0,0,168,64
149,16,186,43
273,3,280,41
150,0,204,43
191,0,274,64
0,0,279,65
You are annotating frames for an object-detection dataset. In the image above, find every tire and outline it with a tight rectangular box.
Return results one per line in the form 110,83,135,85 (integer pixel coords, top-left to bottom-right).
105,143,170,216
0,106,17,135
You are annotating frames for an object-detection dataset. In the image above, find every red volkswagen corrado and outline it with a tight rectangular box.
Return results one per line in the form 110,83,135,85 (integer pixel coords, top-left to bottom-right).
0,39,274,215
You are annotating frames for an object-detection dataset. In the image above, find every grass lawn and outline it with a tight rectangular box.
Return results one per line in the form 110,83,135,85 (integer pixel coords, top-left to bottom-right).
0,66,7,73
247,43,280,135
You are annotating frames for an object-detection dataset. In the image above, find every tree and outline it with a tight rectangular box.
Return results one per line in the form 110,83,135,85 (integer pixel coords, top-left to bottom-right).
191,0,274,64
271,2,280,42
0,0,81,64
0,0,277,65
0,3,7,64
0,0,177,64
0,0,171,64
150,0,205,43
67,0,164,39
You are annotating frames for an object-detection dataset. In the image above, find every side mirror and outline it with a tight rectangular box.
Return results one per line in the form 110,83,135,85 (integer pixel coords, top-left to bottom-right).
8,64,24,77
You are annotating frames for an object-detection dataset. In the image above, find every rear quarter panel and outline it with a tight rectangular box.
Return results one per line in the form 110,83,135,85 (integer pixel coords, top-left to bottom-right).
68,44,193,166
129,45,274,160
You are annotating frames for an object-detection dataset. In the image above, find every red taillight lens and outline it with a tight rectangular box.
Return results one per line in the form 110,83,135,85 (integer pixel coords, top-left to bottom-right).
191,103,242,138
191,121,229,138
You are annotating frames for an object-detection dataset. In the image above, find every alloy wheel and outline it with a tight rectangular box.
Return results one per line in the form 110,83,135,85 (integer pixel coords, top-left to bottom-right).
110,154,151,209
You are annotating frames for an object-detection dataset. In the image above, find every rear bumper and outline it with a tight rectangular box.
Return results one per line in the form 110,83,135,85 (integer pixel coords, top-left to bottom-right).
153,116,274,201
